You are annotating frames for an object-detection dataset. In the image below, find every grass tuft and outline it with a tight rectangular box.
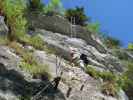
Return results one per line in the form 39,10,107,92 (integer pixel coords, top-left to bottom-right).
0,36,9,45
86,65,120,97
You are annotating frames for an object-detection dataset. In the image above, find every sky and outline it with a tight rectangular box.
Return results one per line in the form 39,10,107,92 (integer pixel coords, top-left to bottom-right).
43,0,133,47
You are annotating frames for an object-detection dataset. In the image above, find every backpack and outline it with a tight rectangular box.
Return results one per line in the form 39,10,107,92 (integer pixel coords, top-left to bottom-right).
80,54,89,65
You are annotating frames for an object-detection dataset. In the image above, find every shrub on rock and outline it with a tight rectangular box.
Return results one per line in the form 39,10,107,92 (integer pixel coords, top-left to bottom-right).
65,7,89,26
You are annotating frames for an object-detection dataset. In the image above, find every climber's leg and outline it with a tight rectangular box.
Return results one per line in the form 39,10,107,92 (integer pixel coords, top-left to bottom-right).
79,60,85,71
80,84,84,91
53,77,61,90
66,87,72,98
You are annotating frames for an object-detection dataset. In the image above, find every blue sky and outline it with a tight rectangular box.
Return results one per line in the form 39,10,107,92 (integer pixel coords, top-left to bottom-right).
43,0,133,47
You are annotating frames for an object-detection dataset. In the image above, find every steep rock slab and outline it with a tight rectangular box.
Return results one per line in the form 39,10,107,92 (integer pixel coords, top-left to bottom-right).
33,50,58,77
0,46,20,69
32,50,126,100
37,29,124,73
0,46,66,100
27,12,106,53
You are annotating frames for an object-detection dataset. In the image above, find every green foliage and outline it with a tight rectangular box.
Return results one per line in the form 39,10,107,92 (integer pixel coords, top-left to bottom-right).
86,65,116,81
118,61,133,100
44,0,64,15
86,65,99,78
8,41,25,55
8,41,35,64
0,0,27,41
9,34,48,55
28,0,44,11
86,22,100,33
65,7,89,26
128,43,133,50
18,34,31,45
0,36,8,45
99,71,116,82
112,50,129,61
86,65,121,97
19,96,31,100
124,62,133,80
103,36,122,49
8,41,51,79
19,61,51,79
102,81,118,97
30,35,44,50
19,34,45,50
22,52,36,64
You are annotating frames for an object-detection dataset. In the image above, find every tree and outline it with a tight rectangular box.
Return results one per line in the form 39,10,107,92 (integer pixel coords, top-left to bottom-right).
44,0,64,15
122,62,133,100
65,7,89,26
104,36,122,49
86,22,100,33
28,0,44,11
0,0,27,41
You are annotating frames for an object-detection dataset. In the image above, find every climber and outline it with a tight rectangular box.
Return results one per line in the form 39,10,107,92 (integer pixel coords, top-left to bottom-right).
69,46,85,70
69,46,80,65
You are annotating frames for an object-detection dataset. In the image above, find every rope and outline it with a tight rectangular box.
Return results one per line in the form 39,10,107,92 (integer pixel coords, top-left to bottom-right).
56,56,63,77
31,80,55,100
31,76,62,100
32,56,64,100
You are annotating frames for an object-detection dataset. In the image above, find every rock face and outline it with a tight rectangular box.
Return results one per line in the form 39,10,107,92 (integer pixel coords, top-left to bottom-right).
27,12,106,53
0,12,129,100
59,66,116,100
33,50,58,77
112,49,133,61
36,29,124,73
0,46,22,100
0,46,72,100
0,46,104,100
0,45,128,100
0,46,66,100
0,16,8,35
32,50,122,100
0,46,20,68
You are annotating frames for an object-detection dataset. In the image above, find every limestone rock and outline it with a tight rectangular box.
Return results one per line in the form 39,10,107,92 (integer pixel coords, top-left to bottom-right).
37,29,124,73
27,13,106,53
32,50,126,100
0,16,8,35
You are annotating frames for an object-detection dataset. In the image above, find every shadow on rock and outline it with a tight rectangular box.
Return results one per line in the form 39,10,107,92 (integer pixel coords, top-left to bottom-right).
0,63,66,100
